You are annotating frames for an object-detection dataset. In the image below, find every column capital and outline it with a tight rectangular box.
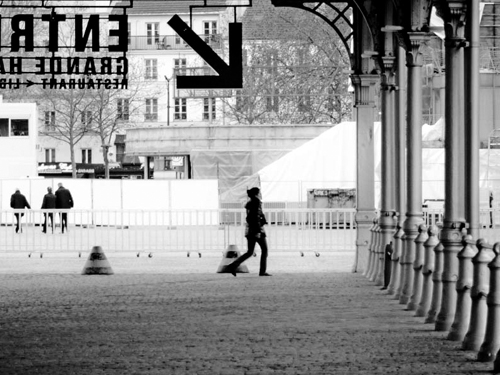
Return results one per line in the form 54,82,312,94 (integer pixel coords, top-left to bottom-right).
381,56,396,89
382,56,396,71
435,1,467,40
406,32,430,67
351,74,379,107
350,73,380,87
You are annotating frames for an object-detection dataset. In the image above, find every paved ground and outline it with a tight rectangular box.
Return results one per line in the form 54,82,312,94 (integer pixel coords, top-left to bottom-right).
0,252,494,374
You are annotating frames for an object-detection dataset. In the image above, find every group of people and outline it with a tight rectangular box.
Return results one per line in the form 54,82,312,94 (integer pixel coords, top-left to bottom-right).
10,183,74,233
10,183,270,275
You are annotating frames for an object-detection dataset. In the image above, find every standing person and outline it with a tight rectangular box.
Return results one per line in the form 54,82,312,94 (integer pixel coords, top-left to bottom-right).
227,187,271,277
41,186,56,233
10,188,30,233
55,182,74,233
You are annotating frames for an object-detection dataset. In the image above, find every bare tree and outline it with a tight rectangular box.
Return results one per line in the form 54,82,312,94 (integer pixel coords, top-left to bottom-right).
219,4,352,125
37,87,95,178
88,61,164,178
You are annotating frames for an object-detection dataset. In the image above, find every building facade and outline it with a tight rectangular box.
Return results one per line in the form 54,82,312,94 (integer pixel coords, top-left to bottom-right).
0,97,38,179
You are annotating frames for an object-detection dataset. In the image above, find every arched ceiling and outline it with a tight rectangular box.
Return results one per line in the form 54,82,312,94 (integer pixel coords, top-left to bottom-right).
271,0,440,72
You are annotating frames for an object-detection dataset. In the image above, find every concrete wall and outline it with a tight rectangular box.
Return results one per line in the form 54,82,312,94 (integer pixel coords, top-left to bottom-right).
0,178,219,211
125,124,333,156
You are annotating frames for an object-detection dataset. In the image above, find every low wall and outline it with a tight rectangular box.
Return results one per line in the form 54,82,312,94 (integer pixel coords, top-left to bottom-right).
0,178,219,211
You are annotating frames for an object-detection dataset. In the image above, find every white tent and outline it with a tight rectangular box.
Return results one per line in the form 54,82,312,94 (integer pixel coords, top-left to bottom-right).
422,117,444,143
221,119,500,208
220,121,382,205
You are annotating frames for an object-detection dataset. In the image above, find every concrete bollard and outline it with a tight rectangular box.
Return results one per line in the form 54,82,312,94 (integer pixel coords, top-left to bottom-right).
81,246,114,275
399,233,417,305
415,225,439,317
478,243,500,362
426,242,444,324
395,234,407,300
364,219,377,278
407,224,429,311
495,349,500,373
463,239,495,351
217,245,249,274
387,226,404,295
448,234,478,341
369,222,381,282
366,221,376,280
376,212,397,287
371,222,383,282
371,222,385,285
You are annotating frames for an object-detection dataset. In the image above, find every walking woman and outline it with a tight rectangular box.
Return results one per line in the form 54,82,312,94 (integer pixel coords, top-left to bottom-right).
227,187,271,277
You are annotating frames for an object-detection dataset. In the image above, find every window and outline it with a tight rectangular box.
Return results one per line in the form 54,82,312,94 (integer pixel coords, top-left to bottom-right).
174,98,187,120
146,22,159,45
11,119,29,136
164,157,173,170
266,89,279,112
81,111,92,126
145,98,158,121
0,118,8,136
203,21,217,43
45,148,56,163
266,51,278,112
145,59,157,79
82,149,92,164
117,99,130,121
327,86,335,112
236,92,247,112
174,58,186,75
0,118,29,136
298,90,311,112
174,33,182,46
44,111,55,131
203,98,216,120
202,61,213,75
127,22,131,45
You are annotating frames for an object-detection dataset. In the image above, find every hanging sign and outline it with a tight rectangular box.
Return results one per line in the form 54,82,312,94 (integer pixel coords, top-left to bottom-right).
0,0,130,89
168,15,243,89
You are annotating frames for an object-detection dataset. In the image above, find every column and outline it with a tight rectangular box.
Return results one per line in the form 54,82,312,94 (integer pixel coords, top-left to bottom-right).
436,3,467,332
400,33,428,305
465,0,480,239
377,56,398,286
352,74,379,274
396,46,407,226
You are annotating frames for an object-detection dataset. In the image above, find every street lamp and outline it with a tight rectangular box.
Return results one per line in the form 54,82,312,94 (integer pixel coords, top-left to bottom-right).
165,75,172,126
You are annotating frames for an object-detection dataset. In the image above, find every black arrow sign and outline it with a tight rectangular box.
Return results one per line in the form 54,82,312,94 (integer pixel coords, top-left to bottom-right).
167,15,242,89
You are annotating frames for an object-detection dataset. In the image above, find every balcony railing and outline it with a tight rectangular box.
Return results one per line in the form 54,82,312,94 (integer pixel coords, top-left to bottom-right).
127,34,222,51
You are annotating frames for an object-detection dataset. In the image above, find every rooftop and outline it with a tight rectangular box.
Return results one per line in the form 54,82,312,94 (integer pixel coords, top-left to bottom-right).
114,0,228,15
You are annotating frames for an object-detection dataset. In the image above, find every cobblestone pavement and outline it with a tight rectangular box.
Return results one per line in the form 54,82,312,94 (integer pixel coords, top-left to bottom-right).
0,254,493,374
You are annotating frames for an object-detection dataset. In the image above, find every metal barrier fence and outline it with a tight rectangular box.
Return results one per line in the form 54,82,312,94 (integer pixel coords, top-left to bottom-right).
423,208,500,240
0,208,357,256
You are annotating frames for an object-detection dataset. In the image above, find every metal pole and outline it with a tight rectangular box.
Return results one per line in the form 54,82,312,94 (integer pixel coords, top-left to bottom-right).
378,57,397,286
400,33,427,305
396,46,407,225
436,4,467,332
465,0,480,239
351,74,379,274
165,75,171,126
